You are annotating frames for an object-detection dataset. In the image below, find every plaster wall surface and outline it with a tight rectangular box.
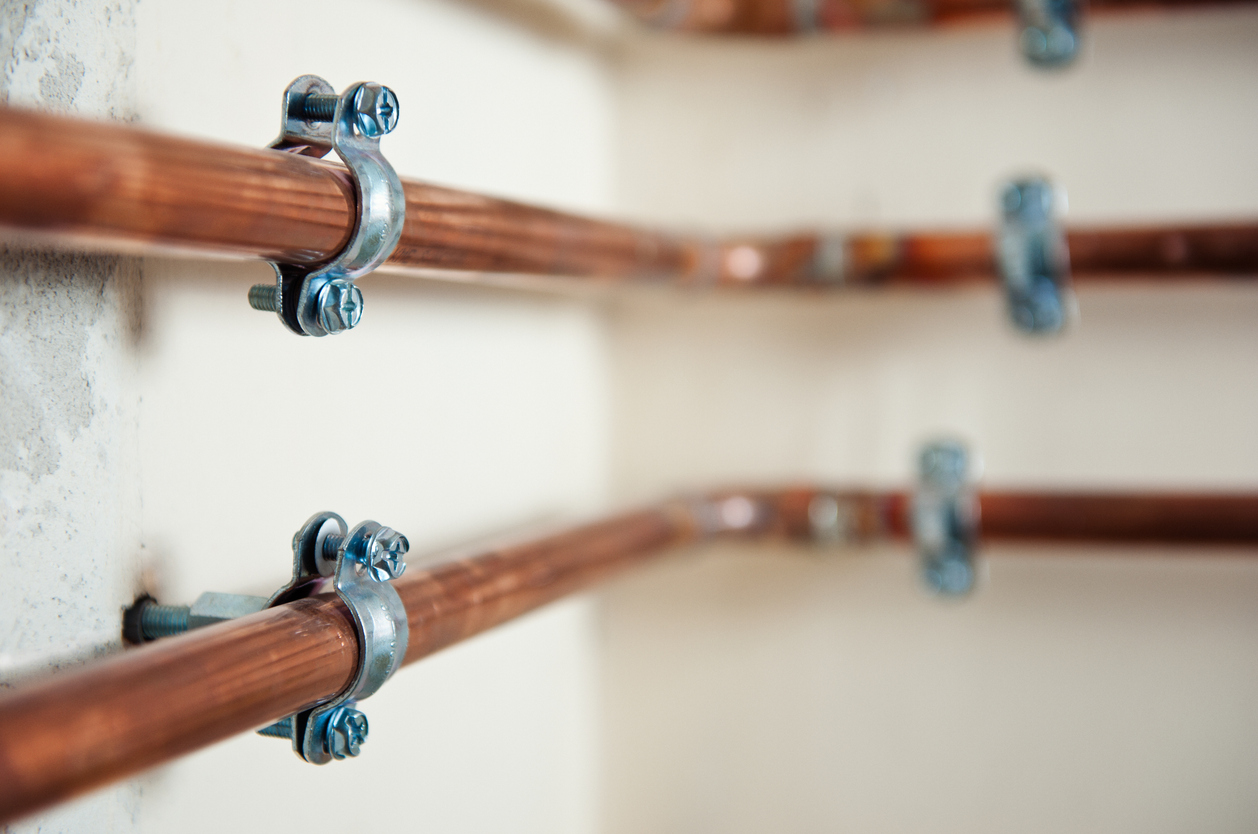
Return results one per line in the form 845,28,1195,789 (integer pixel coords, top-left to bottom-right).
602,8,1258,834
1,2,143,831
3,0,615,831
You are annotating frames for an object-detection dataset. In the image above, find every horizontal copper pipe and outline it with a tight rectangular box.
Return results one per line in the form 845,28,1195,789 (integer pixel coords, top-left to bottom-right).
609,0,1252,35
978,491,1258,544
0,107,700,281
0,487,1256,823
1,106,1254,289
0,504,702,825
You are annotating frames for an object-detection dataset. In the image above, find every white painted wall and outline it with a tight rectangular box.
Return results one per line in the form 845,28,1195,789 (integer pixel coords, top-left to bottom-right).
3,1,1257,832
4,0,615,831
603,8,1258,834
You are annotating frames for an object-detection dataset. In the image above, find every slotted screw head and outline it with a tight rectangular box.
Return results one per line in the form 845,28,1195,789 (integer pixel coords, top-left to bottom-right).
316,278,364,334
920,441,968,489
324,707,369,760
351,84,399,138
363,527,409,581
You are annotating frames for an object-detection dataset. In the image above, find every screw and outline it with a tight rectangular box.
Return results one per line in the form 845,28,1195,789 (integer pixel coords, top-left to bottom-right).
257,716,293,739
923,551,975,596
322,526,406,580
363,527,409,581
288,85,399,138
920,441,968,489
315,278,363,335
124,597,190,642
248,284,280,312
323,706,369,760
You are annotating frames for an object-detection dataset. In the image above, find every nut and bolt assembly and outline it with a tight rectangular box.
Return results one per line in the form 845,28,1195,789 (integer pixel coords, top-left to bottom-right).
256,705,369,761
251,77,405,338
288,84,400,137
123,511,410,765
247,277,365,335
323,706,370,760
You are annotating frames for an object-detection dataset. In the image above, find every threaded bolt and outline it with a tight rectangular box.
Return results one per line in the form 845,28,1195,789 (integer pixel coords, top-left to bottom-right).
140,602,190,639
290,93,339,123
287,86,399,138
248,284,280,312
257,716,294,739
323,534,345,561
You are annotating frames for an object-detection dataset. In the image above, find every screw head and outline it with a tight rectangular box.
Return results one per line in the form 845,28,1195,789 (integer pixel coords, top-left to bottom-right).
323,706,369,760
351,84,399,138
315,278,363,335
361,527,409,581
920,441,968,489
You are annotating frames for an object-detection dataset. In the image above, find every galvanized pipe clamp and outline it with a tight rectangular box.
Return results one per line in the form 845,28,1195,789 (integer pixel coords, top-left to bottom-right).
912,440,978,596
123,511,410,764
996,176,1075,335
266,511,409,764
1015,0,1080,67
249,75,406,337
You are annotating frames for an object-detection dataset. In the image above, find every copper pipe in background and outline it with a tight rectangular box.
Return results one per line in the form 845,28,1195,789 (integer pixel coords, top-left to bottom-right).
608,0,1253,35
2,486,1256,824
0,107,1255,290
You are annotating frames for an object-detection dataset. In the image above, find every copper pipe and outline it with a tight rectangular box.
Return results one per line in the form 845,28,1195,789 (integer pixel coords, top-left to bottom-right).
978,491,1258,544
609,0,1252,35
0,487,1256,823
0,504,702,825
1,106,1255,289
0,107,700,281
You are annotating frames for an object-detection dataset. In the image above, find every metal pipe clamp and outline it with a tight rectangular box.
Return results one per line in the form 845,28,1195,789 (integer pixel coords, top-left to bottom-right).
1015,0,1080,67
268,511,410,764
996,176,1075,335
251,75,406,337
912,440,978,596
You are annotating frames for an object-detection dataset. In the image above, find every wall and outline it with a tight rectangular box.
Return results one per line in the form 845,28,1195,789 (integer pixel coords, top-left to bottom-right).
3,1,1258,832
1,2,144,831
602,8,1258,833
3,0,617,831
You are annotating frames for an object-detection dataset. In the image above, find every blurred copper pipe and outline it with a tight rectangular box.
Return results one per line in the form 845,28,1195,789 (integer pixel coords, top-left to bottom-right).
609,0,1251,35
2,107,1255,291
2,487,1255,823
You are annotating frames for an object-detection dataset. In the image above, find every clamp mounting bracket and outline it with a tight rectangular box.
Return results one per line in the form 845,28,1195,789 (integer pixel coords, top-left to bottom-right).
996,176,1075,335
912,440,978,596
251,75,406,337
269,511,410,764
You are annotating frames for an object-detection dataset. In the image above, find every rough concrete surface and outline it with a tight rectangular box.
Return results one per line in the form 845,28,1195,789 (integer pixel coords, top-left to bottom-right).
0,2,144,831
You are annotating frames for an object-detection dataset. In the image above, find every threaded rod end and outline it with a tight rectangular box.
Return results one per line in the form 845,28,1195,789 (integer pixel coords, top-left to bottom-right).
248,284,280,312
140,603,190,640
289,93,338,123
257,716,294,739
323,534,345,561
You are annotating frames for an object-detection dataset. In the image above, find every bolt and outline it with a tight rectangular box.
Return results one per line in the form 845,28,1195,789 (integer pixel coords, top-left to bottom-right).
124,597,190,642
363,527,409,581
323,706,369,760
315,278,363,335
923,552,975,596
257,716,293,739
920,441,968,489
248,284,280,312
288,85,399,138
